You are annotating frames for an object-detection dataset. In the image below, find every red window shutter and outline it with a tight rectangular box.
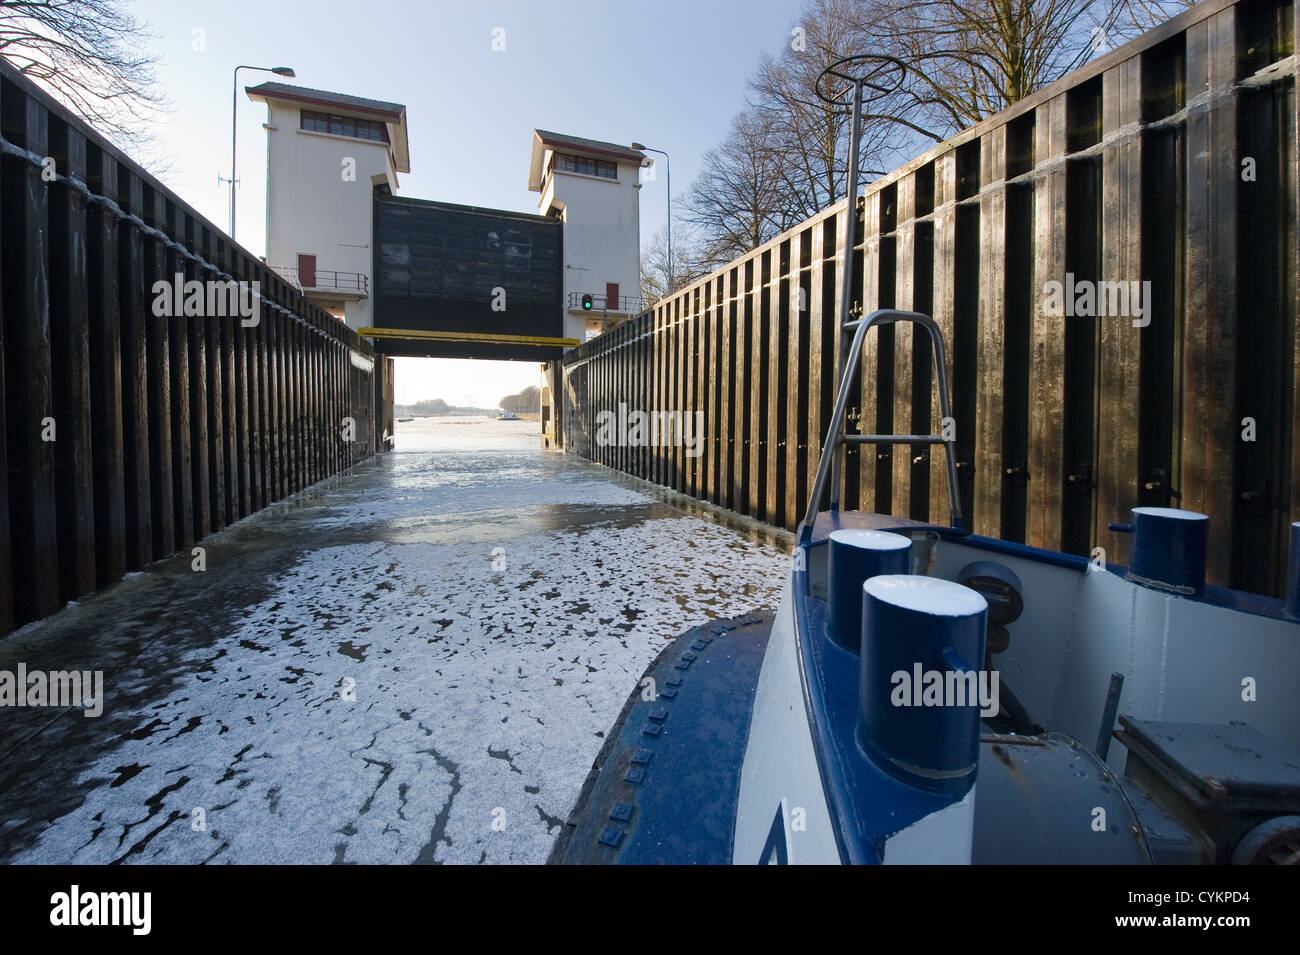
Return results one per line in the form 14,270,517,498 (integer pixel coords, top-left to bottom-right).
605,282,619,309
298,253,316,288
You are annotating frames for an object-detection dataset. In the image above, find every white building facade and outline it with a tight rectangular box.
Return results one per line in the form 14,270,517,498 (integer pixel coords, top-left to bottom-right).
247,82,411,330
528,131,648,341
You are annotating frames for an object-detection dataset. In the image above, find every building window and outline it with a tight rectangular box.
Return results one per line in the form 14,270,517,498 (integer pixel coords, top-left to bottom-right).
301,109,389,143
552,152,617,180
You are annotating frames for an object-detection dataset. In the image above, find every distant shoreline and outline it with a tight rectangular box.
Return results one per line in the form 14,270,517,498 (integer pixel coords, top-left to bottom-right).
395,412,539,422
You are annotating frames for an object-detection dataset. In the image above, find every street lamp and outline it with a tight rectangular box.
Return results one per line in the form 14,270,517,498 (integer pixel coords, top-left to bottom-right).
230,64,295,242
631,142,670,292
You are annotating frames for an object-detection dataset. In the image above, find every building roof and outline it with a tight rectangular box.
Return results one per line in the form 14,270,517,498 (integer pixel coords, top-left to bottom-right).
245,82,404,118
247,82,410,173
535,130,645,161
528,130,647,191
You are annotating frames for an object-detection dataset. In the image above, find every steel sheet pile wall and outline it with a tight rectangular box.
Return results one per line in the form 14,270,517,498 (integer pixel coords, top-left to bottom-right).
562,0,1298,596
0,62,391,637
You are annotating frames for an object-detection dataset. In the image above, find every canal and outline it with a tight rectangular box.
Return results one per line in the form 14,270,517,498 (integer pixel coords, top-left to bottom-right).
0,418,790,863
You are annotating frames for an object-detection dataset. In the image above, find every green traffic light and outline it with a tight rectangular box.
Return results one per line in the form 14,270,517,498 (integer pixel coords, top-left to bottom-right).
582,294,593,310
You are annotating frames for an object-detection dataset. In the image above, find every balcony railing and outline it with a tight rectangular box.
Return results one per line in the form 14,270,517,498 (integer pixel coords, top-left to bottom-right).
567,291,645,314
272,266,369,296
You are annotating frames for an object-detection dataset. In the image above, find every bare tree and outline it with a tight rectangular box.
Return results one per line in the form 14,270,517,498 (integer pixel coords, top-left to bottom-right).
0,0,164,151
868,0,1198,141
679,0,1198,272
640,223,710,306
500,386,540,414
680,0,910,264
680,108,798,268
748,0,907,217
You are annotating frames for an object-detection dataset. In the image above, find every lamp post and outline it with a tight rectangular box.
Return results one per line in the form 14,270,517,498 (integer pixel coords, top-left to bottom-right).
631,142,670,292
230,64,296,242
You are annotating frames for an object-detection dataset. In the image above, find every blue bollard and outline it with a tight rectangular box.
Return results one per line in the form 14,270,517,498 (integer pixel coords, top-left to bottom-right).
1114,507,1209,597
1288,522,1300,619
827,529,911,651
857,575,988,795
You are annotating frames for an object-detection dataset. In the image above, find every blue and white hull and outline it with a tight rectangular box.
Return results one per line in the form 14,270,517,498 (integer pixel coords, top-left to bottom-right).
553,514,1300,865
550,311,1300,866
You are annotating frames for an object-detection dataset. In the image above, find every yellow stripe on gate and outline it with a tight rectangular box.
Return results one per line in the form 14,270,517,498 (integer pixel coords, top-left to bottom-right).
358,327,580,348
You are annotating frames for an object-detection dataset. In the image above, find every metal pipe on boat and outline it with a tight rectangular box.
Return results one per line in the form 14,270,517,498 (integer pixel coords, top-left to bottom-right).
1288,522,1300,619
857,576,988,796
827,529,911,651
1095,672,1124,761
1108,507,1208,596
828,78,864,513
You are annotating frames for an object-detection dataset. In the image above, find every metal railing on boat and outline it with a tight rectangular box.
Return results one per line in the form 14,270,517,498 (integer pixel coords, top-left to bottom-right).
800,309,964,544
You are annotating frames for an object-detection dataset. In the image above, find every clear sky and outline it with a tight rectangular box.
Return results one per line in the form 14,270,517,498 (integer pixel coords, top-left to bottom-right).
129,0,804,407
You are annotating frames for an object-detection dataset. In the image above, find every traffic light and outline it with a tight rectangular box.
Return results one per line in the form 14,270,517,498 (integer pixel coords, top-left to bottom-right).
581,293,593,311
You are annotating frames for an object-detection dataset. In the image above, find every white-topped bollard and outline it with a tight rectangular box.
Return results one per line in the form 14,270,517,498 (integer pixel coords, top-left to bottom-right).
857,575,989,794
858,575,989,864
827,529,911,652
1109,506,1209,596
